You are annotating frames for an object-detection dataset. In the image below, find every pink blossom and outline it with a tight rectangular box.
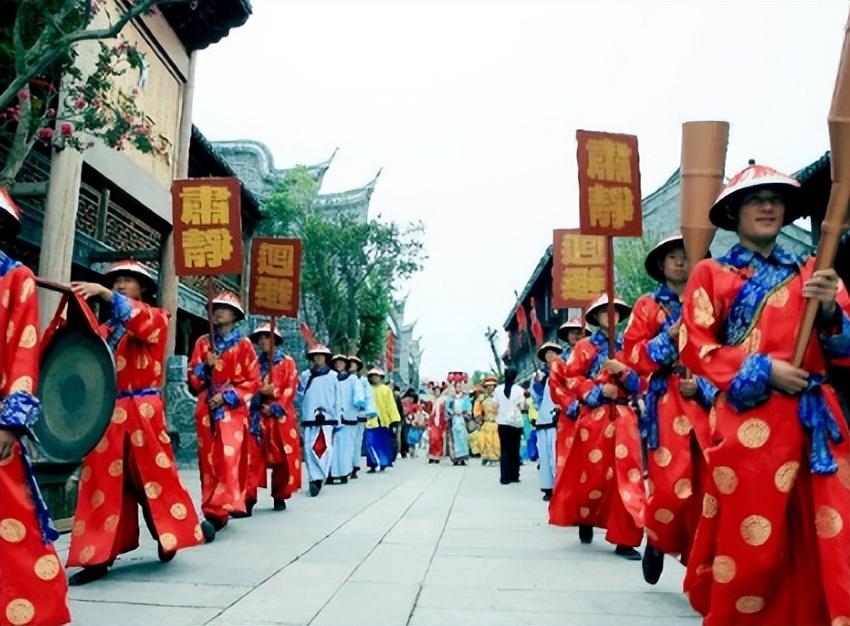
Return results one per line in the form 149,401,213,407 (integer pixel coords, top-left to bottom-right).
90,0,101,15
45,108,56,118
59,122,74,137
74,98,86,110
85,141,95,149
38,128,54,140
17,89,29,102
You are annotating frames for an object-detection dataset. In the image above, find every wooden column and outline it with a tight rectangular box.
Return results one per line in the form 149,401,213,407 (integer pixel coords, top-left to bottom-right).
161,51,197,357
38,146,84,327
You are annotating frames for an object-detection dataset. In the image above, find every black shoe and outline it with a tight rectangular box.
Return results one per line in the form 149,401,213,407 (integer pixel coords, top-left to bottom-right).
326,477,337,486
379,466,387,472
200,520,216,543
429,459,437,464
273,498,287,511
158,542,176,563
500,479,510,485
367,467,377,473
230,499,255,518
615,545,642,560
340,476,349,485
205,515,227,531
542,489,552,502
69,565,109,586
642,544,665,584
578,525,594,544
351,468,360,480
309,480,322,497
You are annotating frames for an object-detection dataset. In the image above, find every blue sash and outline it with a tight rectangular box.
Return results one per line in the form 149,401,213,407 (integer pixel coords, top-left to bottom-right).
719,244,842,475
642,285,681,450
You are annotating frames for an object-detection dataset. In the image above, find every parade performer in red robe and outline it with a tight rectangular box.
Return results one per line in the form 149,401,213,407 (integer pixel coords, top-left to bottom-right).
67,261,205,585
553,318,588,469
548,294,645,560
427,382,448,463
623,235,717,585
0,191,70,625
248,323,302,511
680,163,850,626
189,292,260,530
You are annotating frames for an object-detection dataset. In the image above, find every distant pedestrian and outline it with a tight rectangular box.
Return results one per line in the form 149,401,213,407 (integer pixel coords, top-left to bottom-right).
494,368,524,484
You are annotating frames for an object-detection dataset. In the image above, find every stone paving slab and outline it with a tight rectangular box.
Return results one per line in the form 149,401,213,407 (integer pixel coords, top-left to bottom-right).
62,459,700,625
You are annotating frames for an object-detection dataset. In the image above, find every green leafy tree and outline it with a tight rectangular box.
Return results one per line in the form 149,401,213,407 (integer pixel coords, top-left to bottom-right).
261,166,426,358
614,233,661,306
1,0,180,188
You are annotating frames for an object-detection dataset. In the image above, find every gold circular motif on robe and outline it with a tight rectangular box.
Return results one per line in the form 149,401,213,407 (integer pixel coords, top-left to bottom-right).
653,446,672,467
1,289,8,308
627,468,641,484
672,415,692,436
5,321,14,344
222,413,232,423
832,617,850,626
709,406,717,434
740,515,772,546
603,423,616,438
615,444,628,459
223,503,234,512
106,459,124,478
767,286,789,308
10,376,33,394
712,466,738,495
588,449,603,463
170,503,188,521
194,525,204,541
654,508,674,524
81,466,92,482
605,467,614,480
214,482,226,496
130,430,145,447
579,507,590,518
201,415,211,428
588,490,603,500
579,471,588,483
5,598,35,626
647,478,655,496
836,458,850,491
159,431,171,444
91,489,106,508
214,360,224,372
815,506,843,539
740,329,762,355
139,403,155,419
629,345,640,364
95,436,110,453
20,277,35,302
233,430,244,443
136,354,149,369
703,493,718,518
566,437,574,448
144,482,162,499
79,545,96,564
159,533,177,551
223,445,236,457
592,408,606,421
712,555,736,584
104,514,119,532
154,361,162,376
18,325,37,349
284,444,294,455
155,452,171,469
0,518,26,543
692,288,716,328
645,528,659,542
289,476,296,485
289,428,297,439
116,356,127,372
774,461,800,493
674,478,693,499
735,596,765,614
295,458,301,468
72,520,86,536
679,325,689,352
34,554,61,581
579,428,589,442
112,407,128,424
737,418,770,449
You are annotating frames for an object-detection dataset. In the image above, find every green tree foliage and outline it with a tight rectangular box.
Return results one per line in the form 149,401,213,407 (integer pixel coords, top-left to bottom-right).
0,0,178,187
261,166,426,361
614,233,661,306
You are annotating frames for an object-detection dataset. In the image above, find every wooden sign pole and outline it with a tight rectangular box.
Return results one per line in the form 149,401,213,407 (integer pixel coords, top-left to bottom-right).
605,236,616,356
267,315,277,375
206,276,215,343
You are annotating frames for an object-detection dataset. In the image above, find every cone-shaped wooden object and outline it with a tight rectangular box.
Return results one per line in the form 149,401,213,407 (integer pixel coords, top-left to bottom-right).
793,9,850,366
680,121,729,267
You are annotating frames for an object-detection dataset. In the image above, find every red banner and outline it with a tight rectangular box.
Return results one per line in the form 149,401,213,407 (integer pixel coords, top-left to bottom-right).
172,177,243,276
248,237,303,318
552,228,607,308
576,130,642,237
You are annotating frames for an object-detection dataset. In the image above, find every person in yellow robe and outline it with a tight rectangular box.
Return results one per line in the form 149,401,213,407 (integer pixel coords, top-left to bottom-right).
364,368,401,472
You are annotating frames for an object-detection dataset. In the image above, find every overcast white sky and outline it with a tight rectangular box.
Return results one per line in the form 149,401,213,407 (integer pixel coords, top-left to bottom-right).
193,0,847,380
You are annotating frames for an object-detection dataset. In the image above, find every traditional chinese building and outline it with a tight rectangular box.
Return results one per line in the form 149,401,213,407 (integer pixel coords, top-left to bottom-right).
383,297,422,391
4,1,253,513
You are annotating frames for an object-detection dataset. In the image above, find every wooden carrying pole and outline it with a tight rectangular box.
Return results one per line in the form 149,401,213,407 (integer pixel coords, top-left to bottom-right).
793,10,850,367
680,121,730,265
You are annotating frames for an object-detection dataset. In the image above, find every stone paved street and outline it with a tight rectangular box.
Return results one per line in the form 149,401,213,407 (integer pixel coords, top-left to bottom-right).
57,459,700,626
